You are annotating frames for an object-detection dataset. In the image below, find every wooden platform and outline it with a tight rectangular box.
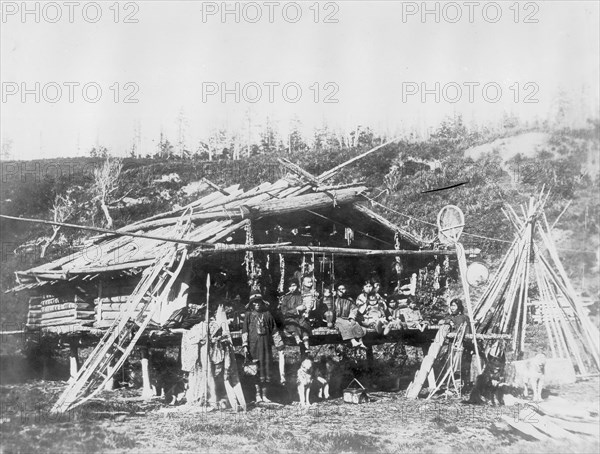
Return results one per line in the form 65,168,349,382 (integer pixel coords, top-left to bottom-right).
19,325,512,349
24,325,440,348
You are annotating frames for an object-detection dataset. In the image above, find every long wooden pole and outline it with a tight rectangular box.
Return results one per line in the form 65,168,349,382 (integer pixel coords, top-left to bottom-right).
204,273,211,406
0,214,216,247
551,200,572,230
514,202,534,354
3,218,474,259
207,244,463,256
538,217,600,368
456,243,481,373
317,136,402,182
534,262,557,358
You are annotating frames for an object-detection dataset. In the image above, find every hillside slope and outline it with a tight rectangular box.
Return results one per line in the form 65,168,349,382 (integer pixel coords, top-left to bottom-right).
1,125,598,326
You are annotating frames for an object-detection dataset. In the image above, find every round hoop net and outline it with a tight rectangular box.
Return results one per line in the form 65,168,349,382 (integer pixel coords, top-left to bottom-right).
437,205,465,244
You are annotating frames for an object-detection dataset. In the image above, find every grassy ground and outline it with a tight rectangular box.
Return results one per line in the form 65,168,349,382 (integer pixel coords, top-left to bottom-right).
1,372,598,454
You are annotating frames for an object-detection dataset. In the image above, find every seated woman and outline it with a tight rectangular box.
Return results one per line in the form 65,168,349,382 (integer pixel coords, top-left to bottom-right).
383,294,407,335
360,293,387,335
328,283,366,349
400,296,428,332
438,298,471,333
278,279,311,351
372,278,389,303
355,280,374,314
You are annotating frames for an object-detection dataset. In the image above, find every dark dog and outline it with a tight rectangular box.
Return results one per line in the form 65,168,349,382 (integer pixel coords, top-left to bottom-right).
467,355,506,406
114,361,139,389
315,356,336,399
151,352,187,405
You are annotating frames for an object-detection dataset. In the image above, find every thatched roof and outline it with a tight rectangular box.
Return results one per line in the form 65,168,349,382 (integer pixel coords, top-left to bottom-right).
12,173,426,291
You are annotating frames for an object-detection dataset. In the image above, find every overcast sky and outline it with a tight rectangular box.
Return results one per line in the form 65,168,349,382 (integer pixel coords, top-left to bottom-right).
1,1,599,160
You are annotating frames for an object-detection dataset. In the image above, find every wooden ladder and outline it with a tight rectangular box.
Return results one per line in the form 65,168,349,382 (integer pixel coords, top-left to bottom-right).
51,217,192,413
426,323,468,399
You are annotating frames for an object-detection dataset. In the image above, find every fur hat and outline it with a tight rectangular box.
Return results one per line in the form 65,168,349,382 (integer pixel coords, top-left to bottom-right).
249,290,262,301
249,291,269,307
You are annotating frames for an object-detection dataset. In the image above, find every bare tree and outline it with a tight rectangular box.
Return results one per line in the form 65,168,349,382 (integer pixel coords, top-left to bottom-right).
92,156,123,229
1,138,13,160
40,194,76,258
383,164,402,193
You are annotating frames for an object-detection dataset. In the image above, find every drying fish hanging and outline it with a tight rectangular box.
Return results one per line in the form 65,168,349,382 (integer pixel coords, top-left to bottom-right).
278,254,285,293
330,224,337,236
393,232,404,293
394,231,401,250
418,268,427,288
244,223,256,279
433,263,441,290
300,254,315,277
344,227,354,246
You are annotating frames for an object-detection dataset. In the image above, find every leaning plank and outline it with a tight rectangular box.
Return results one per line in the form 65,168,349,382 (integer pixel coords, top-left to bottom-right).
405,325,450,399
537,398,599,420
556,418,600,436
501,415,552,441
524,408,580,441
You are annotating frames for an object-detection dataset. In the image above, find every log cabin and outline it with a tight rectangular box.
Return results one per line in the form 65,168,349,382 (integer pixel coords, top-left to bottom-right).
8,165,461,385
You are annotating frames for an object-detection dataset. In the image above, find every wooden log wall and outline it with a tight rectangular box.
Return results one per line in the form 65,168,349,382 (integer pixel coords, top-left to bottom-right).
94,294,146,326
27,295,95,329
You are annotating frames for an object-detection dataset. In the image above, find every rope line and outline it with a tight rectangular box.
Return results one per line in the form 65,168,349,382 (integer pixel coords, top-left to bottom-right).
363,195,597,254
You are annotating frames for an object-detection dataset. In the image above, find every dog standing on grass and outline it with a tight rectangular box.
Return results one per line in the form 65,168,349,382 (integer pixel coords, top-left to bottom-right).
297,357,333,406
520,353,547,402
297,358,314,406
315,356,336,399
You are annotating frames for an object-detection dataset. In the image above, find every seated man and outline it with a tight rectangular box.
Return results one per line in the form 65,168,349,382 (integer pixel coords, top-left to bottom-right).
329,283,366,349
278,279,311,351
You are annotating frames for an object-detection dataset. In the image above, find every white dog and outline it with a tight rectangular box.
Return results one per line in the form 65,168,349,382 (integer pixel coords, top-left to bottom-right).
521,353,547,401
297,358,314,407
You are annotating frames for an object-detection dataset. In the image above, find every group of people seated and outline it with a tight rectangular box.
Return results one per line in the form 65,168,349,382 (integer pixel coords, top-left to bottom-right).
161,274,471,407
272,275,430,351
